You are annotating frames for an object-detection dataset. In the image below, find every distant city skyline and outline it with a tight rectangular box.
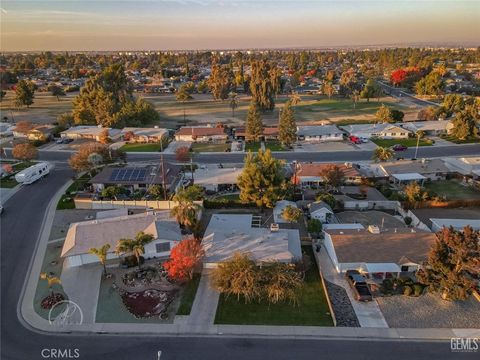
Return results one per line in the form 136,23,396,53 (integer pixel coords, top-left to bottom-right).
1,0,479,51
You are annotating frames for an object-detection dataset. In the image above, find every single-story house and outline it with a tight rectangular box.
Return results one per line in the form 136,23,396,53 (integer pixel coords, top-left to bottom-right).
379,159,451,182
430,218,480,232
188,164,243,192
444,157,480,178
308,201,334,223
61,212,182,267
323,227,437,278
341,123,411,139
60,126,122,142
26,125,56,141
292,162,363,188
323,223,364,231
0,122,15,137
234,127,279,141
175,126,227,142
121,127,169,143
202,214,302,268
273,200,298,224
401,120,453,136
89,164,182,193
296,125,344,142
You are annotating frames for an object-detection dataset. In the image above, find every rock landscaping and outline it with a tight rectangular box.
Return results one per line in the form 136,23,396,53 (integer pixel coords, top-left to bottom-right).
324,280,360,327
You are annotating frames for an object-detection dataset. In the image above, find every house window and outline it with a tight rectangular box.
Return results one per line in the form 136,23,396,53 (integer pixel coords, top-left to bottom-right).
155,242,171,253
391,133,396,136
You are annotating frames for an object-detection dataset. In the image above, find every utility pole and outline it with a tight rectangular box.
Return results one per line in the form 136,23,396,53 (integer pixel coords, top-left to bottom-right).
414,133,420,160
161,154,168,201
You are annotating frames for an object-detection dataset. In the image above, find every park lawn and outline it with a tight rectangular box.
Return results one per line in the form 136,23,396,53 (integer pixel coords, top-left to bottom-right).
424,180,480,200
190,143,230,152
371,138,434,147
176,273,202,315
440,135,479,144
214,247,334,326
120,143,163,152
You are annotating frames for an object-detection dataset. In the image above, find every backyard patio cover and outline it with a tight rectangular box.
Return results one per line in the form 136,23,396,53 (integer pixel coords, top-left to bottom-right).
392,173,426,182
364,263,401,274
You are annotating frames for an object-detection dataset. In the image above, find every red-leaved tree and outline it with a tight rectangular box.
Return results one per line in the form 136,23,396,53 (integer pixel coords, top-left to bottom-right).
163,237,204,282
175,146,191,162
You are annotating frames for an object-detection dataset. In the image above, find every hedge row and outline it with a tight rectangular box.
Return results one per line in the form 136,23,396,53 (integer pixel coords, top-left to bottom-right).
203,199,257,209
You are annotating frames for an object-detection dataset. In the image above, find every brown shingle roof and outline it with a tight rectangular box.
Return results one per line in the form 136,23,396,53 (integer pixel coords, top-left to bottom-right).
294,163,361,178
325,228,437,264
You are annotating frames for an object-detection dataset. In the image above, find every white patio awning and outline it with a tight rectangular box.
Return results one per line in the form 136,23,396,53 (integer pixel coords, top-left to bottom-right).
364,263,401,274
392,173,426,182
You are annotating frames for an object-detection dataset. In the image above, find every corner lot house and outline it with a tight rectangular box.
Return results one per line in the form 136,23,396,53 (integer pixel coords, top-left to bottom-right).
341,123,411,139
60,126,122,142
190,164,243,192
121,127,168,143
61,212,182,267
323,227,437,278
202,214,302,268
175,125,227,142
89,164,182,193
292,162,363,187
296,125,344,142
379,159,451,183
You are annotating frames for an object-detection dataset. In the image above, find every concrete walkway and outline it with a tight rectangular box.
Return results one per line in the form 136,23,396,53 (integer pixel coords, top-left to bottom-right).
187,270,220,325
315,247,389,328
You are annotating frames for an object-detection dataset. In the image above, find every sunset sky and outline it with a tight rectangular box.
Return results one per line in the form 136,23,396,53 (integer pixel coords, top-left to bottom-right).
1,0,479,51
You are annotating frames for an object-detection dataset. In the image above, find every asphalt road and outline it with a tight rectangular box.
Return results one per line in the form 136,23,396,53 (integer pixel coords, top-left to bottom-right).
1,165,478,360
376,81,440,108
4,144,480,165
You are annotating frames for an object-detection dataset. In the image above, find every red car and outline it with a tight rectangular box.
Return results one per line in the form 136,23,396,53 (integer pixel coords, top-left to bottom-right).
349,135,361,144
391,144,408,151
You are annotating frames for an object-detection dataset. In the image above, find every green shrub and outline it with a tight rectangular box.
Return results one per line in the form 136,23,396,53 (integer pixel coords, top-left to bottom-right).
403,285,413,296
404,216,412,226
203,199,256,209
413,284,424,297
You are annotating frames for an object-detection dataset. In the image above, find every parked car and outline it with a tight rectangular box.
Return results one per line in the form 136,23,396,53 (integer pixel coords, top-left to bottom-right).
349,135,362,144
391,144,408,151
345,270,373,302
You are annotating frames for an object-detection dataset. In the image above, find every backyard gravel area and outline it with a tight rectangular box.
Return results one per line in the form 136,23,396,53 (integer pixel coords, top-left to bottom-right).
377,293,480,328
335,210,405,229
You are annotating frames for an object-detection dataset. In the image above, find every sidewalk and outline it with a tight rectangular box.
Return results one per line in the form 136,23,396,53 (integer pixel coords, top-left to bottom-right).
187,270,220,325
315,247,389,328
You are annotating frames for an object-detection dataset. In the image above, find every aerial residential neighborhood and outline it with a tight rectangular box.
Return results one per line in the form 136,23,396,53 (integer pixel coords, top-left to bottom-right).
0,1,479,360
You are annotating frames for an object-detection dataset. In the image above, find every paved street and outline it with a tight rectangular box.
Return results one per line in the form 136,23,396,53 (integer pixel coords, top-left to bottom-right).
1,159,478,360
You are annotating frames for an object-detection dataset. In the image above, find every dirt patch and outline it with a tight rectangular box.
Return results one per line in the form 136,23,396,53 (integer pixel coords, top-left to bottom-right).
121,289,178,319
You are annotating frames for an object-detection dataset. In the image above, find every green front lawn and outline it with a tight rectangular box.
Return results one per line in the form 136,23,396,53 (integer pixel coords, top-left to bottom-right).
440,135,479,144
424,180,480,200
176,273,201,315
120,143,164,152
245,141,287,152
56,173,92,210
190,143,230,152
214,247,334,326
371,138,434,148
0,176,18,188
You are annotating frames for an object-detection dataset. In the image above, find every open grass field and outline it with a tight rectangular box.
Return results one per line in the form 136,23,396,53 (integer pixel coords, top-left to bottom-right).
214,246,334,326
424,180,480,200
371,138,434,148
1,90,420,129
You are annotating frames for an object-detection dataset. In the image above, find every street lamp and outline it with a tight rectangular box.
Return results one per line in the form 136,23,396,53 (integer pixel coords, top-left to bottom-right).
413,132,421,160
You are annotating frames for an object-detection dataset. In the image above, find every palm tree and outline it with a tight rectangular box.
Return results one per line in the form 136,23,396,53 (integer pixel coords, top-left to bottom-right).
171,197,201,229
290,93,301,106
88,244,111,275
40,272,61,295
228,92,238,120
116,231,154,268
372,146,394,162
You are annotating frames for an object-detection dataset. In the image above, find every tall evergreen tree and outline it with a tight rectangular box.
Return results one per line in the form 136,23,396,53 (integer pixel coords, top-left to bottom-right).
249,60,276,111
245,102,264,142
15,80,35,108
278,100,296,147
237,149,286,208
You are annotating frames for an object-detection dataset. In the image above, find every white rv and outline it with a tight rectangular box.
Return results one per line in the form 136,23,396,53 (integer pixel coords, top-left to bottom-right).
15,162,50,185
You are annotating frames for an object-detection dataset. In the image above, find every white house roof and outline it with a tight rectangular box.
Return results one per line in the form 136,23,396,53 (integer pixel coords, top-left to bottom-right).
61,212,181,257
202,214,302,264
323,223,365,230
364,263,401,273
392,173,426,181
402,120,452,132
273,200,298,224
341,123,410,136
296,125,343,136
192,165,243,187
61,126,121,137
121,127,168,138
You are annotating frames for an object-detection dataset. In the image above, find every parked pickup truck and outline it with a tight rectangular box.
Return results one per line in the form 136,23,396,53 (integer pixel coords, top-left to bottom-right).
345,270,373,302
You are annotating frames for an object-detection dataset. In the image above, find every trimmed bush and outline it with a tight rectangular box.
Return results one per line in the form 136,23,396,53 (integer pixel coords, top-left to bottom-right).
203,199,256,209
404,216,412,226
413,284,424,297
403,285,413,296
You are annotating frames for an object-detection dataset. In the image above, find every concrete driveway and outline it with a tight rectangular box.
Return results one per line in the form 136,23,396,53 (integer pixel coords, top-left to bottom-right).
316,248,388,328
164,140,192,154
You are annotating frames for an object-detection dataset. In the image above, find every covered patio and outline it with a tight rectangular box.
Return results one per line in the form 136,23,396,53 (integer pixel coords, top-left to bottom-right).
391,173,426,186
